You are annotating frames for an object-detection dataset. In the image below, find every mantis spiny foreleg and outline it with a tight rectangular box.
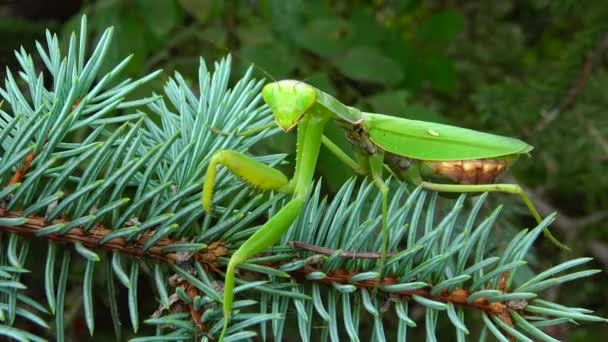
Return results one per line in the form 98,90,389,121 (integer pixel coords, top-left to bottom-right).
202,150,290,213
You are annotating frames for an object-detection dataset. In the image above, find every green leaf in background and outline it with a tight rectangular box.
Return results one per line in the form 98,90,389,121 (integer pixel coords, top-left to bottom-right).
335,46,404,85
424,53,457,92
239,42,300,79
363,90,448,123
179,0,224,23
417,10,465,46
363,89,411,116
268,0,304,45
381,29,430,91
138,0,183,38
304,73,338,95
236,21,274,46
107,12,148,76
294,17,351,57
90,3,152,76
350,8,386,46
394,0,419,14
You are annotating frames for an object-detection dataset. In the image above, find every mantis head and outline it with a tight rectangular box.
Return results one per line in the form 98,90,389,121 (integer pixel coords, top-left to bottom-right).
262,80,317,131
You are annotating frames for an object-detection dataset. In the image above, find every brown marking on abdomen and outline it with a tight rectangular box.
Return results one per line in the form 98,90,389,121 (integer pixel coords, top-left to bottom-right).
427,159,509,185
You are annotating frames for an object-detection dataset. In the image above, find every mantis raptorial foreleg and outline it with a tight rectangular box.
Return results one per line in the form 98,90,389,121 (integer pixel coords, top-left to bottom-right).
205,107,330,341
221,197,304,339
202,149,295,336
203,150,302,339
202,150,291,213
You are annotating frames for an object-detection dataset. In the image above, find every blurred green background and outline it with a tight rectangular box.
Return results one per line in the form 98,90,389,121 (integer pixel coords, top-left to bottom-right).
1,0,606,340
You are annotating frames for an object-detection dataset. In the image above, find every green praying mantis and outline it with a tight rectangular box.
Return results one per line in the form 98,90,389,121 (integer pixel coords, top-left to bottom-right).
202,80,565,340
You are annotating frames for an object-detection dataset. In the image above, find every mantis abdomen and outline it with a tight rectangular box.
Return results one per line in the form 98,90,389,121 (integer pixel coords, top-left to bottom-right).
419,158,511,185
385,151,513,185
339,120,514,186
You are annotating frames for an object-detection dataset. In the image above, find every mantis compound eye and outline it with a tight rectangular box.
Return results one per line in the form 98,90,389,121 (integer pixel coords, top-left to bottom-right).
262,80,317,131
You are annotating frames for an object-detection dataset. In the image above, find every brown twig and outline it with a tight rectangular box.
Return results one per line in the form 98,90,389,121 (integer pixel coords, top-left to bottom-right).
498,272,509,292
0,209,525,330
0,208,227,267
286,243,519,328
289,265,516,325
181,259,519,333
7,149,36,186
534,51,594,134
290,241,399,259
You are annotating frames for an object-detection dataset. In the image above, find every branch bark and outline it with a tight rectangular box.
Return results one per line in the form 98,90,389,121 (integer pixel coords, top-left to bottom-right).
0,208,227,266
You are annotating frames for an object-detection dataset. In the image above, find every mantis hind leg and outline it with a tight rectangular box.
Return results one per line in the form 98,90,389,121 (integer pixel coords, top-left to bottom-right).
419,181,570,251
219,198,305,341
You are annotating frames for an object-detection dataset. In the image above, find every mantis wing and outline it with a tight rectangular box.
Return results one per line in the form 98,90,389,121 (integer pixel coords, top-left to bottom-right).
362,113,533,161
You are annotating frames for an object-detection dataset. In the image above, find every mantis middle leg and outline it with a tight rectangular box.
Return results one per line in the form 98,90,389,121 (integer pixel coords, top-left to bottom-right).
321,136,391,279
368,153,390,280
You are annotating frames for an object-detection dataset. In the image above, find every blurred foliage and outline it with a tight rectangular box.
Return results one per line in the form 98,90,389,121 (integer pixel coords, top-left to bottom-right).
1,0,607,340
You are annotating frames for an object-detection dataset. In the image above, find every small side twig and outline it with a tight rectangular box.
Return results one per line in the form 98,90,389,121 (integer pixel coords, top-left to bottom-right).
7,149,36,186
290,241,398,259
498,272,509,292
286,242,519,328
7,136,51,187
290,265,517,324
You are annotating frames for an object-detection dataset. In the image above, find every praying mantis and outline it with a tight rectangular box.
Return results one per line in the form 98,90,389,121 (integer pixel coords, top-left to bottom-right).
202,80,565,340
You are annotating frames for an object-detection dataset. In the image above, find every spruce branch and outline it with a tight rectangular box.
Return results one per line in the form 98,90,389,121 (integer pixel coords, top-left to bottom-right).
134,179,604,341
0,16,604,342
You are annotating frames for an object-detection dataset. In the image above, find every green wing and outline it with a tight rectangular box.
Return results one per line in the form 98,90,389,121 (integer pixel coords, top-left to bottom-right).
362,113,533,161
